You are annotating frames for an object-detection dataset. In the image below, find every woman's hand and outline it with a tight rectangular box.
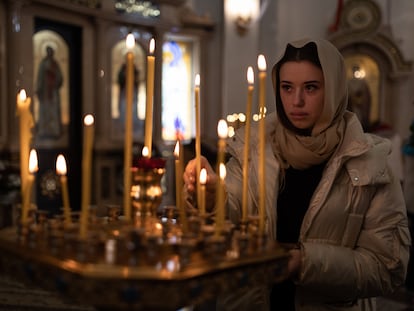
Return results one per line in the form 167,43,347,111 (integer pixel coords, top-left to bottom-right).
279,243,302,279
183,156,218,211
287,248,302,279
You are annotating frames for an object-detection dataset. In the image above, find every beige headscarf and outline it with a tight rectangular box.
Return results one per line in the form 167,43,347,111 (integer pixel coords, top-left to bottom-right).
271,38,348,170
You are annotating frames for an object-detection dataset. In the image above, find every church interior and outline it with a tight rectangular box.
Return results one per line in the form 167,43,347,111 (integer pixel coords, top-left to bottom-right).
0,0,414,310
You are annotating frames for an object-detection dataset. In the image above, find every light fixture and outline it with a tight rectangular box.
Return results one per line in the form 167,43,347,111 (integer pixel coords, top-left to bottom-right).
228,0,255,36
114,0,160,17
352,65,366,79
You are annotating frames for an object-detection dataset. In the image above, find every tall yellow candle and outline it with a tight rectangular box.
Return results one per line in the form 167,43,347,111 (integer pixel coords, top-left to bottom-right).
174,141,184,207
21,149,38,225
174,141,187,233
16,89,34,204
242,67,254,221
216,119,228,172
199,168,207,218
123,33,135,221
194,74,202,210
80,114,94,239
257,55,267,235
215,163,226,237
56,154,72,227
144,38,155,158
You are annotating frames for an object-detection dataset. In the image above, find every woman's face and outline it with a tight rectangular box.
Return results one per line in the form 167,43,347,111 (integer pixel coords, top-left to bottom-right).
279,60,325,131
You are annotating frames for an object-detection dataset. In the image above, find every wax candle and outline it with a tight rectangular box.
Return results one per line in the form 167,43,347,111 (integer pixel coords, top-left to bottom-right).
199,168,207,218
56,154,72,227
174,141,183,208
215,163,226,237
257,54,267,235
123,33,135,222
16,89,34,204
242,66,254,221
21,149,38,225
194,74,202,210
144,38,155,158
216,119,228,173
80,114,94,239
174,141,187,232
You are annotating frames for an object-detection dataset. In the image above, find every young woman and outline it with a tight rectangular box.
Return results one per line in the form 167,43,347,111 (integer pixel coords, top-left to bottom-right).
183,38,411,311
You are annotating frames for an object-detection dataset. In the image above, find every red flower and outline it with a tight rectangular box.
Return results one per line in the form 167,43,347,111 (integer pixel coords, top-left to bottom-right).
132,157,166,170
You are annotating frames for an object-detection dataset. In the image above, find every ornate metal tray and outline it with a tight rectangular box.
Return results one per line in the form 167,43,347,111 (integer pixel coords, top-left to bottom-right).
0,225,289,311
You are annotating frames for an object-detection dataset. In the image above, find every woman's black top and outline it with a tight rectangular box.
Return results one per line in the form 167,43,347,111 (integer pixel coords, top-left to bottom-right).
270,162,326,310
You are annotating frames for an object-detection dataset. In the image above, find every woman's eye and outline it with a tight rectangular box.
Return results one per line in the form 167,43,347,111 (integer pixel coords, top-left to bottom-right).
280,84,291,92
305,84,318,92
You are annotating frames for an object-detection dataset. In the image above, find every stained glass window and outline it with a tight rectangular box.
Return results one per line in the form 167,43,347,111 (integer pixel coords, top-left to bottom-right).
161,35,199,142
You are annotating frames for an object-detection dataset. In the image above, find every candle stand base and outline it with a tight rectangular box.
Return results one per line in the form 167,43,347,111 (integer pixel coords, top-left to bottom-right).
0,222,289,311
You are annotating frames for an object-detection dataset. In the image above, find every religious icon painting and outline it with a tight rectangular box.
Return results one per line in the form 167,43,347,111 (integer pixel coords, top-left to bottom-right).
33,29,69,148
110,36,146,141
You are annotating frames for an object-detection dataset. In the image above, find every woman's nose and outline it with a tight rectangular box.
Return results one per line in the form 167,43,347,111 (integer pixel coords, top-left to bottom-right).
293,89,305,106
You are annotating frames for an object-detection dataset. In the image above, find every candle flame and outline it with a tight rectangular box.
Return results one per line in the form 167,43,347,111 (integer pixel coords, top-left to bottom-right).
126,33,135,49
56,154,67,176
219,163,226,180
195,74,200,87
257,54,267,71
174,141,180,157
18,89,27,101
247,66,254,84
84,114,94,126
149,38,155,54
29,149,38,174
200,168,207,185
217,119,228,139
142,146,149,158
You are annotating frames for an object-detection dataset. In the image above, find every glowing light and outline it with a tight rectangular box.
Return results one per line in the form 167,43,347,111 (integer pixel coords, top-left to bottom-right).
217,119,228,139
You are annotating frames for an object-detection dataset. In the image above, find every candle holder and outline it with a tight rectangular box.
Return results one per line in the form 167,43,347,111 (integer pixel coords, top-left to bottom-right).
187,214,202,238
160,205,182,243
131,166,165,231
130,157,166,232
0,193,290,311
205,234,226,261
238,219,251,255
17,221,30,245
106,204,121,222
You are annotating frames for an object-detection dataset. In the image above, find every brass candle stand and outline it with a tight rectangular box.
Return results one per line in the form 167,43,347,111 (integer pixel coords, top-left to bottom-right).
0,161,289,311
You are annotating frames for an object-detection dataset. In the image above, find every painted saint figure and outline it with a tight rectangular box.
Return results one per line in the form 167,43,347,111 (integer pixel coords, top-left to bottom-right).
36,46,63,139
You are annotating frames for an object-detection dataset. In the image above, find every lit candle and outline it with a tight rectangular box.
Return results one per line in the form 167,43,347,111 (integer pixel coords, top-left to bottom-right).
174,141,187,233
80,114,94,239
199,168,207,218
56,154,71,227
174,141,183,208
123,33,135,222
142,146,149,158
194,74,202,210
257,54,267,235
242,67,254,221
16,89,34,205
215,163,226,237
144,38,155,158
21,149,38,225
216,119,228,172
